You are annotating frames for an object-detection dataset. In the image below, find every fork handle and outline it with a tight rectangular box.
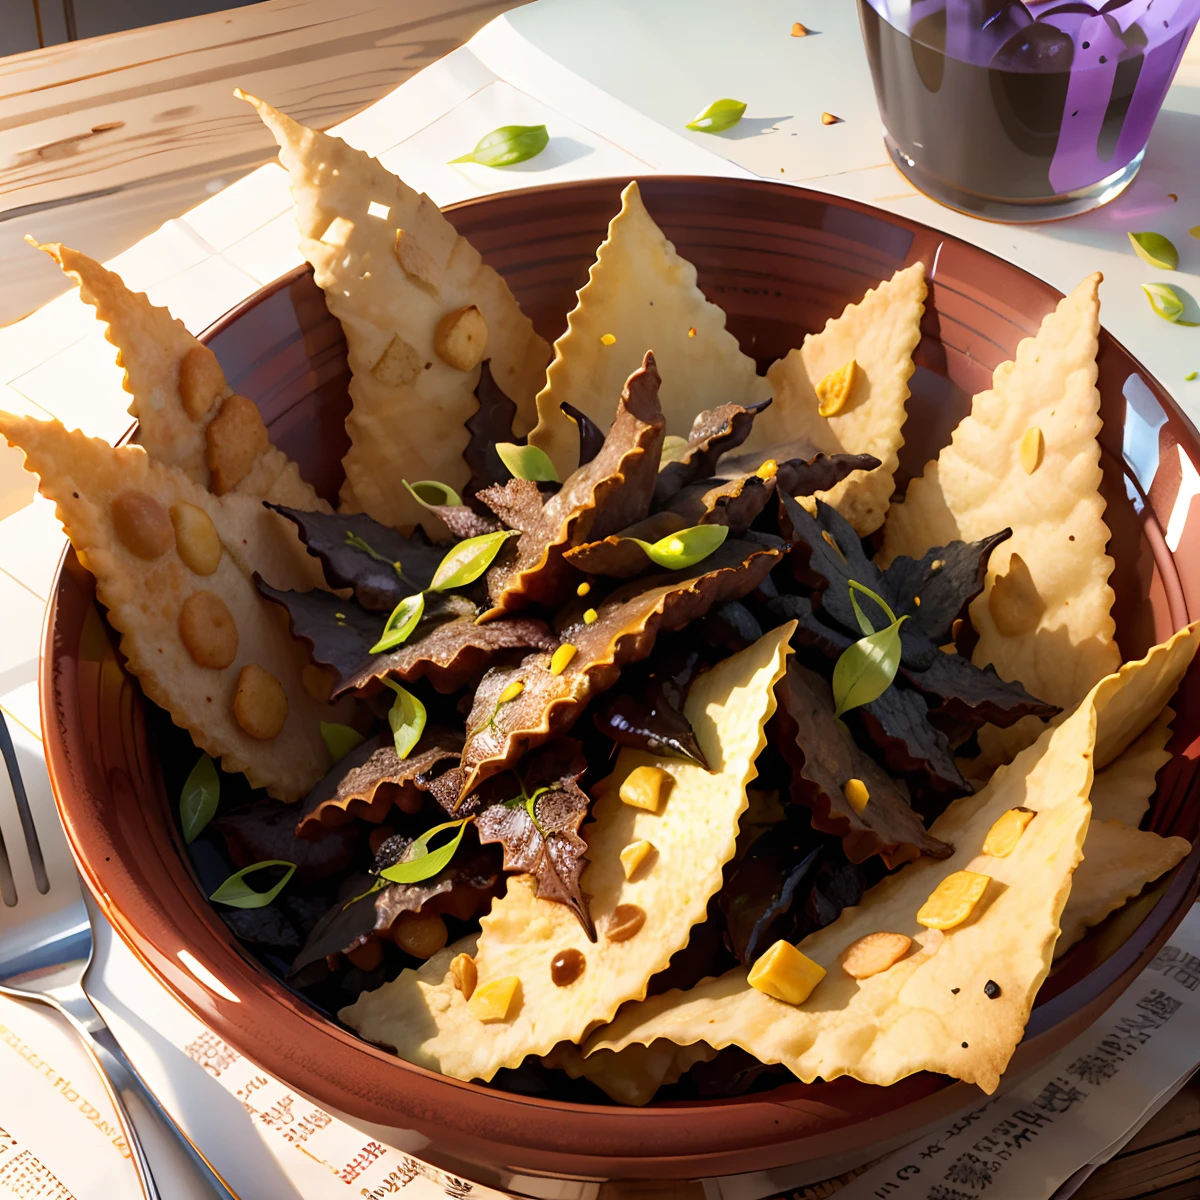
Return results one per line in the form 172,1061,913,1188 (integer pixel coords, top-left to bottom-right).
63,1008,241,1199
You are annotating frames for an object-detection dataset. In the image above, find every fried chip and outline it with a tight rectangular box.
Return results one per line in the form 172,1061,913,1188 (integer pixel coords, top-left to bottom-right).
743,263,927,536
339,625,794,1082
543,1039,717,1106
880,275,1119,763
1089,706,1173,826
528,181,770,477
37,241,327,516
0,413,345,801
588,623,1200,1094
241,93,550,530
652,400,772,508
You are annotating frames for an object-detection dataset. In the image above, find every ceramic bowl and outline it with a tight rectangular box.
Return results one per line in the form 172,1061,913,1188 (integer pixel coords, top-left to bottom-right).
41,176,1200,1195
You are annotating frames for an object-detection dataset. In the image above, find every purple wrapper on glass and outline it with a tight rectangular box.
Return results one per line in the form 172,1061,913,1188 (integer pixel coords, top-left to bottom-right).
859,0,1199,220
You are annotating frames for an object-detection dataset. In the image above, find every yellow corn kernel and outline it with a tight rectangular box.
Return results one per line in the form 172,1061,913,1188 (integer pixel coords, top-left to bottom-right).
917,870,991,931
619,840,655,880
600,333,617,346
550,644,578,676
497,680,524,704
583,608,598,625
576,581,591,597
843,778,870,814
467,976,521,1022
748,940,826,1006
755,459,778,480
982,807,1036,857
816,359,858,417
619,765,672,813
1019,426,1044,475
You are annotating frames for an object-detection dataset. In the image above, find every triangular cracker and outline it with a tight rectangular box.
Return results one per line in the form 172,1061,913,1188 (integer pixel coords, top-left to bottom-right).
880,275,1119,762
34,241,326,513
339,623,794,1081
742,262,926,536
587,623,1199,1095
1089,705,1173,826
241,92,550,530
543,1038,716,1106
0,413,345,801
528,181,770,478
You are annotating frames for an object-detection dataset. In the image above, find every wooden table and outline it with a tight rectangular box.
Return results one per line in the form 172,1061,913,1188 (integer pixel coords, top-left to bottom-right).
0,2,1196,1197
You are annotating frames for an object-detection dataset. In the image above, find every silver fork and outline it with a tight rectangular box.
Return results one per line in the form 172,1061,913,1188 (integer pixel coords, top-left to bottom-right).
0,707,241,1199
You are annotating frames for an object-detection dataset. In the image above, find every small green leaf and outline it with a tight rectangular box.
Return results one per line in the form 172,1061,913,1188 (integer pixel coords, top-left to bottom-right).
210,860,296,909
449,124,549,167
403,479,462,507
659,435,689,466
1128,231,1179,270
371,591,426,653
629,523,729,570
180,753,219,844
496,442,560,483
1187,371,1198,382
1142,283,1199,325
379,819,471,884
686,99,747,134
430,530,515,591
847,579,898,638
321,722,365,764
832,616,908,717
1189,226,1200,240
385,680,426,759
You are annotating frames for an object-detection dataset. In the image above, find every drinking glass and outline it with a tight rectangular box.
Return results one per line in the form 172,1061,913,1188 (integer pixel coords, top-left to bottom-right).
859,0,1200,221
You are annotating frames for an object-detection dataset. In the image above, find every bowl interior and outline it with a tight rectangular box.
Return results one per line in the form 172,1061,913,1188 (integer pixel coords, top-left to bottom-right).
42,176,1200,1183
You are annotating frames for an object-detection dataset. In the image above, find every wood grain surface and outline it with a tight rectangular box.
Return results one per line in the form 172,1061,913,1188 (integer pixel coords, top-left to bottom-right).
0,0,527,324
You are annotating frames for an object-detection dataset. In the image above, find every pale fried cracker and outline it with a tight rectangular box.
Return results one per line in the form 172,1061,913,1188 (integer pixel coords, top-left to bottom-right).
0,413,345,801
1089,706,1173,826
880,275,1118,763
743,263,926,536
1058,821,1190,955
528,182,769,478
543,1039,716,1106
588,623,1200,1094
36,242,326,513
339,623,794,1081
240,93,549,530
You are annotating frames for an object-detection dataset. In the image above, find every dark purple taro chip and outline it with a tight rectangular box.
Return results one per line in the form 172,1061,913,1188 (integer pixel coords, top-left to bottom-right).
653,398,773,508
464,359,525,506
211,798,357,886
560,400,606,468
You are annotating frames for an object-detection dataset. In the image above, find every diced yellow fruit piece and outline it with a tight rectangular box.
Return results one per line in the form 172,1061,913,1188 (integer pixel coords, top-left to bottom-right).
982,807,1037,857
792,21,808,35
576,581,591,597
600,333,617,346
917,870,991,930
498,680,525,704
1019,426,1045,475
748,940,826,1006
841,931,912,979
467,975,521,1022
619,840,655,880
583,608,598,625
434,304,488,372
550,644,578,676
816,359,858,417
619,765,672,813
755,459,778,480
843,777,870,813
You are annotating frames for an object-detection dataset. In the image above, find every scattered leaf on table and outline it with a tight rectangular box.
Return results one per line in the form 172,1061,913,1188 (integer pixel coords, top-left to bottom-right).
686,99,747,133
450,124,549,167
1128,231,1179,271
1142,282,1198,325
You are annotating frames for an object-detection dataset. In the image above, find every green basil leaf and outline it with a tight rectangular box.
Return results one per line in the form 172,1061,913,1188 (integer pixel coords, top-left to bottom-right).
449,124,549,167
1128,231,1179,270
403,479,462,507
210,859,296,909
321,721,365,764
847,579,897,637
496,442,560,483
380,819,471,884
659,435,690,466
430,530,515,591
1187,371,1198,382
180,753,219,844
385,680,427,759
1191,226,1200,240
629,523,729,570
832,616,908,717
1142,283,1199,325
685,99,747,134
371,591,426,653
